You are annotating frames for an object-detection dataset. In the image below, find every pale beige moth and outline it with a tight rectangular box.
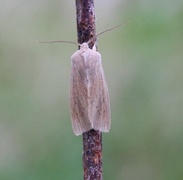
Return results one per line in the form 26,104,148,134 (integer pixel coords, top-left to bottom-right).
37,25,122,135
70,43,111,135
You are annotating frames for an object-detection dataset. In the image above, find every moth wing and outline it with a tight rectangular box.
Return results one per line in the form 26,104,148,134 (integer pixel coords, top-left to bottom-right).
87,51,111,132
70,51,92,135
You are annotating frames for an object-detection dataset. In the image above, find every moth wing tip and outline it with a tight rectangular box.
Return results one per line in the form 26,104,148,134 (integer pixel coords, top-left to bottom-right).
101,128,111,133
74,132,82,136
73,127,92,136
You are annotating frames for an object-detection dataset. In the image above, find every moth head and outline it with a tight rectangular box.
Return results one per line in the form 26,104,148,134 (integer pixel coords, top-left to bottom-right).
80,42,89,49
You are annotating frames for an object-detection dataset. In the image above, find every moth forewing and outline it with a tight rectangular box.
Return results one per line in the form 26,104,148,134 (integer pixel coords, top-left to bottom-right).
70,43,111,135
70,48,92,136
93,65,111,132
86,48,111,132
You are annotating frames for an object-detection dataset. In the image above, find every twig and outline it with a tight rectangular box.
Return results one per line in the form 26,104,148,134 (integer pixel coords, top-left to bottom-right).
75,0,103,179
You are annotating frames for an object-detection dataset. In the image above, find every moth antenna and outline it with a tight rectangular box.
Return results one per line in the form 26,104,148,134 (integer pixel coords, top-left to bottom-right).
87,23,126,46
36,23,128,47
92,41,97,51
36,40,78,46
86,35,97,46
96,24,123,37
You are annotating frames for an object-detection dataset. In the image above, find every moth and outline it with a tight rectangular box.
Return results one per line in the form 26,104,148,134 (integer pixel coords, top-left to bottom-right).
38,24,122,136
70,42,111,135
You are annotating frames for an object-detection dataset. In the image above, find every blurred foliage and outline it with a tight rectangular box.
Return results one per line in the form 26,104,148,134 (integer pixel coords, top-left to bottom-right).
0,0,183,180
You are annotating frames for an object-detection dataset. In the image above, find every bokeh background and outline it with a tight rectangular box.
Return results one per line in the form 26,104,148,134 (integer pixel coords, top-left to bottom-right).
0,0,183,179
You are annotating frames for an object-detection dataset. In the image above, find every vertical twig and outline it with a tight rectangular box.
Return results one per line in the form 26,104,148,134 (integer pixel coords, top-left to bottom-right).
75,0,103,180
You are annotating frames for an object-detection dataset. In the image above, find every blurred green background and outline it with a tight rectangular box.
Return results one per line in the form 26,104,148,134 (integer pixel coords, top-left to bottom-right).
0,0,183,179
